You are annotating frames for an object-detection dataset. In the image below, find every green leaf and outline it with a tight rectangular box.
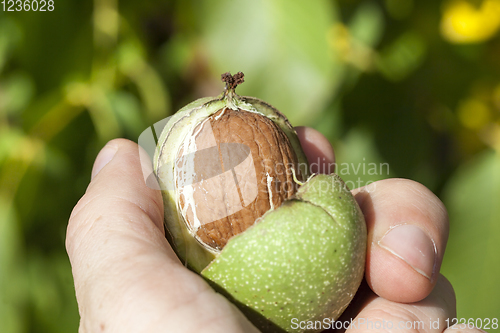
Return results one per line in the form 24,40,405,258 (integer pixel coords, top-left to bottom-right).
335,128,394,190
198,0,341,125
0,72,35,116
0,128,24,163
109,91,145,137
0,18,22,73
348,1,384,47
117,40,171,122
26,254,79,333
441,149,500,319
375,31,426,81
0,196,28,333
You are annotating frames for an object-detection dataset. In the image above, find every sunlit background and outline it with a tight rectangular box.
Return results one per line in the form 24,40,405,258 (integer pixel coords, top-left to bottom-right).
1,0,499,331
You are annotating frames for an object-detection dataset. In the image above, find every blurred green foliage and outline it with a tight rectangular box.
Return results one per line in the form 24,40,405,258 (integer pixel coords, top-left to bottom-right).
1,0,500,331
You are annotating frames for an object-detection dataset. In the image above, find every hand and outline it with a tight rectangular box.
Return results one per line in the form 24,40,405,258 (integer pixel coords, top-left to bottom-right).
66,129,481,333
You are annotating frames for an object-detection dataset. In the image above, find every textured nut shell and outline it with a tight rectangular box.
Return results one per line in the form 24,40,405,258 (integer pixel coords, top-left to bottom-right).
177,108,302,250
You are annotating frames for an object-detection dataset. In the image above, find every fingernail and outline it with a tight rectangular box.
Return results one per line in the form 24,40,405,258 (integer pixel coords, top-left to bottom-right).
379,224,437,281
91,143,119,180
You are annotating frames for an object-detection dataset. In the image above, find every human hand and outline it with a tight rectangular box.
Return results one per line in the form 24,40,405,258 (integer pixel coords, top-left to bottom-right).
66,129,483,333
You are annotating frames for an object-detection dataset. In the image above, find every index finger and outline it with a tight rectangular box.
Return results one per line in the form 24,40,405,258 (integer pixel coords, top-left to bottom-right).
295,128,449,303
352,179,449,303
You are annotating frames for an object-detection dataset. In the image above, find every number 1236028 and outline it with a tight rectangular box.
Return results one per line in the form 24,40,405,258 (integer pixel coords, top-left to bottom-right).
2,0,54,11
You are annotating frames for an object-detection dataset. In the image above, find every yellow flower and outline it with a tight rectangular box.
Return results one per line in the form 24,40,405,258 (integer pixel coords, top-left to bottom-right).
440,0,500,43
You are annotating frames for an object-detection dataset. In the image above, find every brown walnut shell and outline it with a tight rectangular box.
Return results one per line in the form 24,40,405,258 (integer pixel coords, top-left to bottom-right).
176,107,303,250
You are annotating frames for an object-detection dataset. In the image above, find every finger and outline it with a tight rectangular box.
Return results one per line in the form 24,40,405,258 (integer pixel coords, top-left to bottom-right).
352,179,449,303
66,139,258,333
295,126,335,174
341,274,456,333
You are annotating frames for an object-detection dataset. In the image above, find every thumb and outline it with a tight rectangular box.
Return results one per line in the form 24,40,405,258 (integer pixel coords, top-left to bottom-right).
66,138,176,331
66,139,257,333
67,138,167,252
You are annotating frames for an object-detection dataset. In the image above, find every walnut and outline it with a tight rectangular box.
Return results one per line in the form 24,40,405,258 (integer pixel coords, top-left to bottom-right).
176,107,303,251
153,72,366,333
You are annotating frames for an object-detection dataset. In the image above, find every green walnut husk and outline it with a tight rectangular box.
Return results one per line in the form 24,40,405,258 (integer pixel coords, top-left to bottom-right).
153,73,366,333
